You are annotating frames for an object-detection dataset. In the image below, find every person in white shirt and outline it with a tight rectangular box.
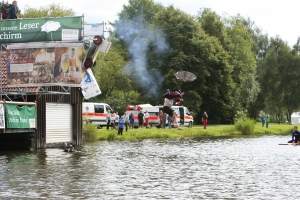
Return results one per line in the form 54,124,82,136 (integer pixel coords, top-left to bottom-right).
144,110,150,128
114,112,119,129
106,110,111,130
123,112,129,132
162,89,184,130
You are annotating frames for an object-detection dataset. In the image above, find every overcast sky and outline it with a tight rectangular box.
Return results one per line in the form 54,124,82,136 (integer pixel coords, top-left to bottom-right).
17,0,300,46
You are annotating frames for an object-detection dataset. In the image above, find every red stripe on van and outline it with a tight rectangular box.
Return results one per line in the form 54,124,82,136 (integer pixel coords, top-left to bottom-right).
82,113,106,117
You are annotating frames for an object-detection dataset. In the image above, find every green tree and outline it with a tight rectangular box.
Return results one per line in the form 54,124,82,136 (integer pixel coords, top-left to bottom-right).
155,6,234,123
19,3,75,18
260,37,300,122
224,15,260,114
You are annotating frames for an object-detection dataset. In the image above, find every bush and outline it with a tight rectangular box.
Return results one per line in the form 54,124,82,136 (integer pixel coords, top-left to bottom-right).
234,118,256,135
82,119,98,142
107,133,116,140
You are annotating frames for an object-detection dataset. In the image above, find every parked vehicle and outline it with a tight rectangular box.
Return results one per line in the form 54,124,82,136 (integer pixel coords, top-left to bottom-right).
156,105,193,127
82,102,114,128
126,104,160,128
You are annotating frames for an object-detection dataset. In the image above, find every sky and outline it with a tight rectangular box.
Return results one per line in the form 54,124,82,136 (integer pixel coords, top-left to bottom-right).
17,0,300,46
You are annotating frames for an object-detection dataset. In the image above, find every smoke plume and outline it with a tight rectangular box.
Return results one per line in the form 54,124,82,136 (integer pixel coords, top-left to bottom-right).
115,15,169,97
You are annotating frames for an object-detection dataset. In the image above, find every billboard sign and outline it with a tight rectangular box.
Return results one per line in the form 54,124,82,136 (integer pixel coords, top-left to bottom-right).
6,43,83,87
5,104,36,128
0,16,82,43
83,23,104,37
0,104,5,129
80,68,101,99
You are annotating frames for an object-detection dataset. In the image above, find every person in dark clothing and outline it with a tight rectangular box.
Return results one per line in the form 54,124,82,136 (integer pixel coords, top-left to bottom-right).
138,110,144,130
1,2,10,19
129,112,134,129
291,126,300,143
8,1,18,19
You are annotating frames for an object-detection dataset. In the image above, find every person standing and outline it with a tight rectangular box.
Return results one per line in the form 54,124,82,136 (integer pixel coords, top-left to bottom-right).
138,110,144,130
144,110,150,128
118,115,125,135
8,1,18,19
129,112,134,129
261,115,265,127
114,112,119,130
123,112,129,132
1,2,10,19
159,110,163,127
266,115,270,128
106,110,111,130
202,111,208,129
167,114,172,129
162,112,167,129
110,113,115,130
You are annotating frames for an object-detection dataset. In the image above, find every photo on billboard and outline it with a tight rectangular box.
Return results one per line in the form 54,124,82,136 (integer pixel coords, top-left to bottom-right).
6,43,83,87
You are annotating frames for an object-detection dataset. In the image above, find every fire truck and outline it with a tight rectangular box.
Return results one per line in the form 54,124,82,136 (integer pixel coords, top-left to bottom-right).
126,104,160,128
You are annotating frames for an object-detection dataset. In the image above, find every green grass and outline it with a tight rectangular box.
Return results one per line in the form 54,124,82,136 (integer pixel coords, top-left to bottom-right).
94,123,294,141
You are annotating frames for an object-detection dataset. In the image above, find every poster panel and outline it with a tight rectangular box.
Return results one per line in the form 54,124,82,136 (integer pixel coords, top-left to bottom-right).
5,104,36,128
0,104,5,129
81,68,102,99
0,16,82,43
6,43,83,87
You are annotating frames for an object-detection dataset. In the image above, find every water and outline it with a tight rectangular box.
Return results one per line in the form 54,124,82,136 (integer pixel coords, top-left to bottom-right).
0,135,298,199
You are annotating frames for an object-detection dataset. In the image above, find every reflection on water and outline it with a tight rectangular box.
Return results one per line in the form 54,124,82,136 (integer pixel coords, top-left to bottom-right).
0,135,299,199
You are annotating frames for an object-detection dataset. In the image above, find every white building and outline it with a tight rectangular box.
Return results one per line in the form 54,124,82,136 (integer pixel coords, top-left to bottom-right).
291,112,300,124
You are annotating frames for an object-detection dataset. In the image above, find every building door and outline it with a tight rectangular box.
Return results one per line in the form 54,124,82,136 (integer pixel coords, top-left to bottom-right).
46,103,72,144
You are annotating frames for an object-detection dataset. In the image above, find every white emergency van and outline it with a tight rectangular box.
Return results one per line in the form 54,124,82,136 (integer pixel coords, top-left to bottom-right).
156,105,193,127
126,104,160,128
82,102,114,128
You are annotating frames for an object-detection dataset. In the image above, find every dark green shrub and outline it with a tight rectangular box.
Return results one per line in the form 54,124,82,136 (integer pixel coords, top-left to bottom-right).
82,119,98,142
234,118,256,134
107,133,116,140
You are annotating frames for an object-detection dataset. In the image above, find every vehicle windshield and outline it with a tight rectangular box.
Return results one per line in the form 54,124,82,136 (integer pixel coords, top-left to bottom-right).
184,107,191,115
106,105,113,113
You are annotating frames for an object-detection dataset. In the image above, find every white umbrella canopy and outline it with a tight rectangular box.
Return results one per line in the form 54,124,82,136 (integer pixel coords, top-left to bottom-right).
41,21,61,33
174,71,197,82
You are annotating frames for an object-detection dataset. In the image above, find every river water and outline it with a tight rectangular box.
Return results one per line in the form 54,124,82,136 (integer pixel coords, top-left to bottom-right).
0,135,297,199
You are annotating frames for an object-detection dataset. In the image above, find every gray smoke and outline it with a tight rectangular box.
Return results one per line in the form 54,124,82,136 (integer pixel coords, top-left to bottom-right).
115,15,169,96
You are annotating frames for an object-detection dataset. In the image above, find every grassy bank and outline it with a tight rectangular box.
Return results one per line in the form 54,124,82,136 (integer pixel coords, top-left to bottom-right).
94,123,294,141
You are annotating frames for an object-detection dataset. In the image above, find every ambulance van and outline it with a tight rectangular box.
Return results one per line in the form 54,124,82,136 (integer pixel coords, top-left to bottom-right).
156,105,193,127
82,102,114,128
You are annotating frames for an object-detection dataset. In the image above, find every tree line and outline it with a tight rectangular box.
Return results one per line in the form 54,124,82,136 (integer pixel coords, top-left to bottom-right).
20,1,300,124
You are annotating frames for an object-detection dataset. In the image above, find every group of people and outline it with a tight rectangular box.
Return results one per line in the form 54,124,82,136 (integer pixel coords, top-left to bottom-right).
1,1,18,19
158,110,172,129
103,89,210,132
106,110,136,135
61,142,75,152
261,114,270,128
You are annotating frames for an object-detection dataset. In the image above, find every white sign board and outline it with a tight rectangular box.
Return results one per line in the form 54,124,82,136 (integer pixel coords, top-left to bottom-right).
0,104,5,129
83,23,104,37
